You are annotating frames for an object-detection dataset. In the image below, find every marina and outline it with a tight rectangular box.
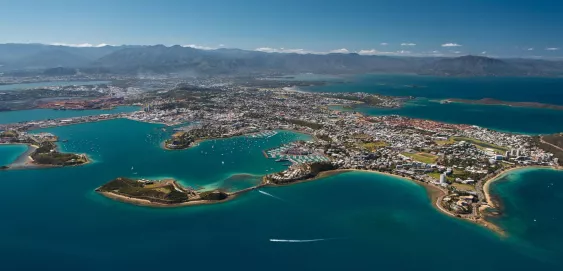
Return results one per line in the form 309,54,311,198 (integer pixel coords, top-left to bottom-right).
265,142,331,164
246,130,278,138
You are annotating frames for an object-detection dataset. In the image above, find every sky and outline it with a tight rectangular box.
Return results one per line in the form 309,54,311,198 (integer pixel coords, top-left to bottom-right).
0,0,562,58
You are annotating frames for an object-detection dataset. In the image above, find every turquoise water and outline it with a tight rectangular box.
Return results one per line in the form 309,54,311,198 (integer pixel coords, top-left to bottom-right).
0,119,562,270
332,99,563,134
0,81,110,91
309,74,563,134
0,106,139,124
0,144,27,166
489,168,563,259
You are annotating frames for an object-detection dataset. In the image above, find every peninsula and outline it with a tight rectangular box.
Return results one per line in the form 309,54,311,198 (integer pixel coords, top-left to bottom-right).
0,130,89,169
3,81,562,236
444,98,563,111
95,178,231,207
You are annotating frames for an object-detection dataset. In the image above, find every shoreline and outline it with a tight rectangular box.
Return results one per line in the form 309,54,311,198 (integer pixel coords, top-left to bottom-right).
98,190,236,208
482,166,560,209
161,129,314,151
94,162,561,237
4,143,91,170
445,98,563,111
94,168,500,234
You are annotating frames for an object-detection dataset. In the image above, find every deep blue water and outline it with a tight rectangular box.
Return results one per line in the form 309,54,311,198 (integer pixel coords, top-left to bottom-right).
0,106,139,124
489,168,563,259
308,74,563,134
0,119,562,270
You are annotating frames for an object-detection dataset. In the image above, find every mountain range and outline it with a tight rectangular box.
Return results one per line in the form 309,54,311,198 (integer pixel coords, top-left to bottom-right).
1,43,562,77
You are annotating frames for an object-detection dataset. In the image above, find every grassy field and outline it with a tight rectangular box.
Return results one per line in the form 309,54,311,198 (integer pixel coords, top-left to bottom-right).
452,137,508,153
427,172,441,180
362,141,388,151
402,152,438,164
435,137,455,145
452,183,476,191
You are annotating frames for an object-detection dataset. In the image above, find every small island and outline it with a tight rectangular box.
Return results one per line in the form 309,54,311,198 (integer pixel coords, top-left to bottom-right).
164,124,230,150
0,130,89,169
96,177,231,206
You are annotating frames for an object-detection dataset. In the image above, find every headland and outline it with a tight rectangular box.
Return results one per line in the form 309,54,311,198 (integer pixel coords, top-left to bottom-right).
444,98,563,111
0,130,89,170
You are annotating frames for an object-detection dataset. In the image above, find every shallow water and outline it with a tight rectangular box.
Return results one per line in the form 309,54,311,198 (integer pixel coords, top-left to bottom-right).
309,74,563,134
0,119,562,270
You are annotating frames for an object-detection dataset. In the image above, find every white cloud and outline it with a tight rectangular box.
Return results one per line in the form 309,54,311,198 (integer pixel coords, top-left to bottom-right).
441,43,462,47
358,49,381,55
329,48,349,54
358,49,413,56
432,50,440,53
527,48,534,51
546,47,560,51
255,47,312,54
182,44,216,50
400,43,416,46
380,43,388,46
453,51,462,54
481,51,487,54
254,47,352,54
50,42,109,47
219,44,225,47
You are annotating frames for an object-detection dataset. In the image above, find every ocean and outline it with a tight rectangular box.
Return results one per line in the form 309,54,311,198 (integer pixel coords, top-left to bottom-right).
0,119,562,270
0,106,140,124
307,74,563,134
0,144,27,166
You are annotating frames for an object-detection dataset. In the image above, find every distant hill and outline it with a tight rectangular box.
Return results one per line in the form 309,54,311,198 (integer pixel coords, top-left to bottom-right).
1,43,563,76
93,45,429,75
419,55,521,76
0,43,125,71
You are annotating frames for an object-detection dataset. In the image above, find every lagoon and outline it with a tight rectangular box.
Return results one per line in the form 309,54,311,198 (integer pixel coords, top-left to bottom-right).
0,106,139,124
0,144,27,166
308,74,563,134
0,119,562,270
332,98,563,134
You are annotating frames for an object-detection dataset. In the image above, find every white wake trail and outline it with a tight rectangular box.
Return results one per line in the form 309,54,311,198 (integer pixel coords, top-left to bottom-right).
270,238,330,243
258,190,285,201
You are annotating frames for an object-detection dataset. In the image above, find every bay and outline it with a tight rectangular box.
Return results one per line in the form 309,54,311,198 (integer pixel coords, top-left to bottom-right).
306,74,563,134
0,144,27,166
0,106,139,124
0,118,561,270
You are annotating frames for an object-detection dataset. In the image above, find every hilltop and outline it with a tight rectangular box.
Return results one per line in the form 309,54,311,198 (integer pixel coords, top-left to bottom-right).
1,44,563,76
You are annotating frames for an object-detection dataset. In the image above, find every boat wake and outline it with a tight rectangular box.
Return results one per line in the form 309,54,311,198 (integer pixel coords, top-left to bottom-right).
269,238,332,243
258,190,285,201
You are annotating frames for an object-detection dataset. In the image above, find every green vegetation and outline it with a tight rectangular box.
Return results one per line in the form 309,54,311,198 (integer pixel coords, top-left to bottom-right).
452,136,508,153
317,134,332,142
452,183,475,191
98,178,190,204
538,134,563,160
435,137,455,145
199,191,229,201
0,130,18,137
362,141,387,151
309,161,337,175
31,141,87,166
165,125,229,149
287,119,323,130
402,152,438,164
427,172,441,180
